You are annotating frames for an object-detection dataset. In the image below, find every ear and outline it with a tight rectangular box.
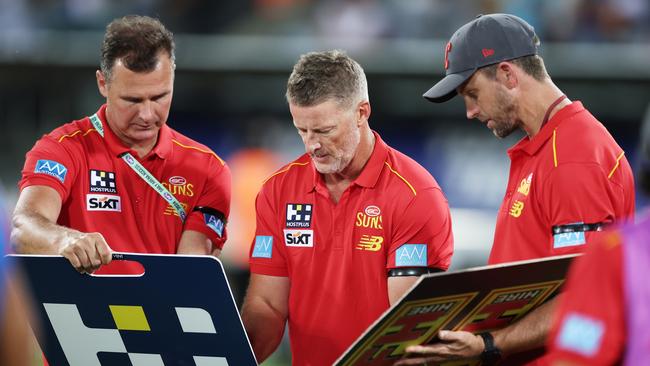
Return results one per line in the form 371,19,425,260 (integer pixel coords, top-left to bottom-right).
96,70,108,98
496,62,518,90
357,100,371,127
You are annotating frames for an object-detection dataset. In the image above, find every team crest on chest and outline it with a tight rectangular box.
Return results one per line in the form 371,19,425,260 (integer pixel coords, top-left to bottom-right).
286,203,312,228
356,204,383,229
509,173,533,218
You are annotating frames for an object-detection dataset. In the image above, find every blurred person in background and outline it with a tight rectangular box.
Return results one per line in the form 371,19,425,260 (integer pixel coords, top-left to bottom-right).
544,104,650,365
0,198,33,366
11,15,231,274
397,13,635,366
241,49,454,365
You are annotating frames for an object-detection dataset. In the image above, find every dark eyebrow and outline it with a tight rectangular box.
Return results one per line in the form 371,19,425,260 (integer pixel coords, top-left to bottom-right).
120,91,169,103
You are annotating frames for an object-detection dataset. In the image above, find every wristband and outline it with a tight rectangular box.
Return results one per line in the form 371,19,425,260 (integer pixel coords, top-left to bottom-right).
478,332,501,365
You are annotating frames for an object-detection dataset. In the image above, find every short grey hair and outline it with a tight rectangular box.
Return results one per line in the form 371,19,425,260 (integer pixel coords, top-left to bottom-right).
286,50,368,108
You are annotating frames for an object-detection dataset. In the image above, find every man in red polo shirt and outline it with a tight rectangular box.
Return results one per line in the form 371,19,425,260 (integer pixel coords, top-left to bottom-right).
397,13,634,366
11,15,231,274
546,128,650,365
241,50,454,365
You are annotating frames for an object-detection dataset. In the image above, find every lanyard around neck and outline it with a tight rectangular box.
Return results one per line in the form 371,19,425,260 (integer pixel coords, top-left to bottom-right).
540,94,567,129
89,114,186,222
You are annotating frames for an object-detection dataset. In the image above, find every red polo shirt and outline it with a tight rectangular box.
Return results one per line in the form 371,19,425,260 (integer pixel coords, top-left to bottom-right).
249,132,453,366
490,102,635,265
546,231,625,365
20,104,231,259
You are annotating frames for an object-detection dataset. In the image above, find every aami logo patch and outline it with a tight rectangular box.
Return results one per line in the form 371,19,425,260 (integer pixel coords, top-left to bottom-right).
286,204,312,228
86,194,121,212
35,159,68,183
283,229,314,247
90,169,117,193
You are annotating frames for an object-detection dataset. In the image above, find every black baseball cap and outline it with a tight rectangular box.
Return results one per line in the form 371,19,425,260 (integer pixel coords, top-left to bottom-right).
423,13,539,103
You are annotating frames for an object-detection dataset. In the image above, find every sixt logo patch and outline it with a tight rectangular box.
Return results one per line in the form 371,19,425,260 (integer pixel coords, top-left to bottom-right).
89,169,117,193
86,194,121,212
204,214,224,238
286,203,312,228
35,159,68,183
283,229,314,247
395,244,427,267
252,236,273,258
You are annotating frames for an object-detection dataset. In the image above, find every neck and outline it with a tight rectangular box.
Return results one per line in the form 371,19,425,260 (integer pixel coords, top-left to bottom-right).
324,129,375,186
519,80,571,138
106,121,158,158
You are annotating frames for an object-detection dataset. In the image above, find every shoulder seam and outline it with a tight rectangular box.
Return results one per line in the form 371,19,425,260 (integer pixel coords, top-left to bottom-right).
608,151,625,179
171,139,225,166
384,161,417,196
57,128,98,143
263,162,310,184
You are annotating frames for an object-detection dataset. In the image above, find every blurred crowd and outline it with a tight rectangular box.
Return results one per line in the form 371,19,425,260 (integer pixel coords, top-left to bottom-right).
1,0,649,42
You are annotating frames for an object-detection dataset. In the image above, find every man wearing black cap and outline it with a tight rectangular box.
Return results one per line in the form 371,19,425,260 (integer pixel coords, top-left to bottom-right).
396,13,635,365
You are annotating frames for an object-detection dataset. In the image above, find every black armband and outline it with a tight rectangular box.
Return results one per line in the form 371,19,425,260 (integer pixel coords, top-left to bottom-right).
193,206,227,223
387,267,442,277
552,222,604,235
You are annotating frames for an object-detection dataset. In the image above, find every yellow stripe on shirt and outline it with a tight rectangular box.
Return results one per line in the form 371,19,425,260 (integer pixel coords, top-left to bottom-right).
172,139,225,165
384,162,417,196
608,151,626,179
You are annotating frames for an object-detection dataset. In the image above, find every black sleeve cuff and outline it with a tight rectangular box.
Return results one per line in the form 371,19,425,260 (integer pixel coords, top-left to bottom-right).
387,267,443,277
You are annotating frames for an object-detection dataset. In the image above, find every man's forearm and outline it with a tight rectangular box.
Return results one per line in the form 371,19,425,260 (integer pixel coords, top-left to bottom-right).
493,295,559,355
11,211,70,254
241,299,286,362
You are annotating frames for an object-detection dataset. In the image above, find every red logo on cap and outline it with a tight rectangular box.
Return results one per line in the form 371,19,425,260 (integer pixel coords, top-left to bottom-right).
444,42,452,70
482,48,495,58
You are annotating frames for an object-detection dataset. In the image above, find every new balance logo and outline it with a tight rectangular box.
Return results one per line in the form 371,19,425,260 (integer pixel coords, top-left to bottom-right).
356,235,383,251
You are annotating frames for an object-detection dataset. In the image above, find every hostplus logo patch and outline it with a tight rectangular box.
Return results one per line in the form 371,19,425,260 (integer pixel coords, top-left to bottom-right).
44,303,231,365
90,169,117,193
285,203,312,228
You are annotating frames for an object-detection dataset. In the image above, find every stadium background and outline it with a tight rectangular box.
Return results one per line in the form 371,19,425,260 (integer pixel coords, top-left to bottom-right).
0,0,648,364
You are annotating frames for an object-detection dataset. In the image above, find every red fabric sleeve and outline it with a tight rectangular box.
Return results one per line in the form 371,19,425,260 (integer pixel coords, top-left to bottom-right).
546,232,625,365
540,164,620,255
248,184,289,277
184,158,232,250
19,135,78,201
387,188,453,271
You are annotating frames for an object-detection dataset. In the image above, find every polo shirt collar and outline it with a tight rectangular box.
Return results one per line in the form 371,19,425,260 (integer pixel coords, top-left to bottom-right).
355,131,389,188
310,130,388,193
95,104,172,159
508,101,584,157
